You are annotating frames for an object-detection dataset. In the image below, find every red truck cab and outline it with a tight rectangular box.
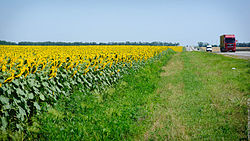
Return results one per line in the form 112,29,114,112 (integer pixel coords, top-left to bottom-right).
220,34,236,52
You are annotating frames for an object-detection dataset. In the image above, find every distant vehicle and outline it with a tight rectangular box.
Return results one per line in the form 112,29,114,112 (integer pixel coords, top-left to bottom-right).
206,45,212,52
220,34,236,52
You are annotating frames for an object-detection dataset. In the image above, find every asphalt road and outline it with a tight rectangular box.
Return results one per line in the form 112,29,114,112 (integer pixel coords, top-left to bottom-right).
185,46,197,51
185,46,250,59
217,51,250,59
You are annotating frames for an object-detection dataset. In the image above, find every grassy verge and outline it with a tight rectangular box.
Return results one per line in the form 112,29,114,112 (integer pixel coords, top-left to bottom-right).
21,50,175,140
142,52,249,140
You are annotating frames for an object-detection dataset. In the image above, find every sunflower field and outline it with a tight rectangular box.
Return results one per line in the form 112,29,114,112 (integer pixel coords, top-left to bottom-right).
0,45,182,131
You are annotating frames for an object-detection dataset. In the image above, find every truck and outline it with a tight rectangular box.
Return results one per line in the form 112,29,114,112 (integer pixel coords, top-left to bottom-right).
220,34,236,52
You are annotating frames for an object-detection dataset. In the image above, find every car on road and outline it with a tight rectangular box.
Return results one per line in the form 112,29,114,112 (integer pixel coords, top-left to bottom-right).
206,45,212,52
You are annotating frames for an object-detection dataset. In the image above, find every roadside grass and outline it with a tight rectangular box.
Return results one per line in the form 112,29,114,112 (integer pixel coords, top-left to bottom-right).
141,52,249,140
186,52,249,139
23,51,175,140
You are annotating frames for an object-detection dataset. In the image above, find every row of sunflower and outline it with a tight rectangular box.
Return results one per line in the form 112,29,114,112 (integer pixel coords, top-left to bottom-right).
0,45,182,131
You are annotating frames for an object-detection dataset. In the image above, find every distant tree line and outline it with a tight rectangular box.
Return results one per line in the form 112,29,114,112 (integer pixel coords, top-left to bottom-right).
0,40,17,45
236,42,250,47
0,40,180,46
197,42,218,47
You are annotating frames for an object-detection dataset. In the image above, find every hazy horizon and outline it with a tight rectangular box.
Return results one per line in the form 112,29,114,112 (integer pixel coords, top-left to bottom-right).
1,0,250,46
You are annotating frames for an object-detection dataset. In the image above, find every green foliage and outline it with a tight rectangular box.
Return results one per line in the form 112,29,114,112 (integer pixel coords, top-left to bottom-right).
0,49,175,138
236,42,250,47
198,42,209,47
23,49,175,140
0,40,17,45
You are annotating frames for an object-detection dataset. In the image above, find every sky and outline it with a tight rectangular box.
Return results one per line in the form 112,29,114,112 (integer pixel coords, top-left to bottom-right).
0,0,249,46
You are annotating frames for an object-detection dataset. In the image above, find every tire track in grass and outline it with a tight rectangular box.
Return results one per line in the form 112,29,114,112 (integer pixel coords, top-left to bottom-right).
143,53,190,140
